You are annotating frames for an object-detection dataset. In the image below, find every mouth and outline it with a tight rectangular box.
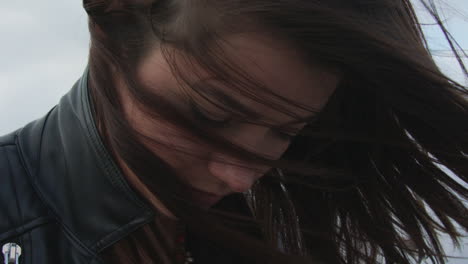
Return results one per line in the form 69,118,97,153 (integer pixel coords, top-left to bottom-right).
184,184,225,207
180,167,270,207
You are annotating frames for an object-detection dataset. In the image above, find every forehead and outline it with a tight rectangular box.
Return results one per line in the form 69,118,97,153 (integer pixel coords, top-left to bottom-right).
137,32,340,125
199,33,340,123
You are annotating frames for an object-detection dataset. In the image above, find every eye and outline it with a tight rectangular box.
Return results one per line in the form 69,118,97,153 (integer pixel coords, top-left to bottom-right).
190,101,232,128
190,100,298,141
275,124,301,141
277,130,296,141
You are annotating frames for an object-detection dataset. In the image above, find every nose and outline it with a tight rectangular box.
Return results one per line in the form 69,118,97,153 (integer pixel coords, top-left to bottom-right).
207,123,289,193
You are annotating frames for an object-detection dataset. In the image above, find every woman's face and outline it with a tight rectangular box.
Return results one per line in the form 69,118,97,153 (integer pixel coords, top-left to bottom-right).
120,33,340,208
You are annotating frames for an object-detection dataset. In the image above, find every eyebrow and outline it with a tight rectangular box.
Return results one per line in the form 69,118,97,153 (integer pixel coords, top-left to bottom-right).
191,78,315,129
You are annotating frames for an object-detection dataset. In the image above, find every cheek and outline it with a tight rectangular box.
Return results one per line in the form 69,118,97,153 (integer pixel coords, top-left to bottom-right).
126,107,210,167
137,48,177,94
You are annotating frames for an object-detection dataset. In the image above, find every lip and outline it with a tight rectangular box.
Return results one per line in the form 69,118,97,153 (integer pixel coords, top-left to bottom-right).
184,185,224,207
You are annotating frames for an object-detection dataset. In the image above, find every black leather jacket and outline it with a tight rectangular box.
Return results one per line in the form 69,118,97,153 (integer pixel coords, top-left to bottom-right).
0,67,157,263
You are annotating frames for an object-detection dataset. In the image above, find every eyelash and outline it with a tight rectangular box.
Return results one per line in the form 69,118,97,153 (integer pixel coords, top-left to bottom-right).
192,104,232,128
191,103,295,141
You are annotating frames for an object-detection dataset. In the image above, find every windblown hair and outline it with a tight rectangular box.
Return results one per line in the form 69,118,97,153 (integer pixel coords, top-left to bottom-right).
82,0,468,263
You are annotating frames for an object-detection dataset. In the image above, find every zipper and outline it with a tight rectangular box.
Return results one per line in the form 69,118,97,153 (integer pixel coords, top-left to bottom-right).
2,243,21,264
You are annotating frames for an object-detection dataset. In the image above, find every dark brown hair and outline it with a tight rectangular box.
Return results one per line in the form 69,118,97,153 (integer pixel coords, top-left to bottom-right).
82,0,468,263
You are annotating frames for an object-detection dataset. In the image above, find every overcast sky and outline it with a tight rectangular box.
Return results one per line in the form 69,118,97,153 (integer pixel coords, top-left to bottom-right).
0,1,467,263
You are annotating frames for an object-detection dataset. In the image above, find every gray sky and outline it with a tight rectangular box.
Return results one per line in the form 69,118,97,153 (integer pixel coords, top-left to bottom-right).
0,1,467,263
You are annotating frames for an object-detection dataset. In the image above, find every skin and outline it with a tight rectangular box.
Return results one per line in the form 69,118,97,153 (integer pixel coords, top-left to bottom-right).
115,33,340,219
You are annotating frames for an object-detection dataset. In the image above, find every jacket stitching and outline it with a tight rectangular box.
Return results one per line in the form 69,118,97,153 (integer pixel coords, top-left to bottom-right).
15,115,98,260
10,74,153,261
67,107,155,252
4,145,24,233
81,81,149,210
66,103,154,252
89,255,106,264
90,210,155,252
26,230,31,264
19,233,23,264
79,69,156,253
0,216,52,242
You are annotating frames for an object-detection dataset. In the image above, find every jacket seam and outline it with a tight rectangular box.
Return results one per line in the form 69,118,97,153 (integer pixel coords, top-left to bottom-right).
89,255,106,264
15,113,97,259
90,210,155,252
80,75,150,211
4,145,24,232
66,98,153,253
0,216,52,242
27,230,32,264
18,233,24,264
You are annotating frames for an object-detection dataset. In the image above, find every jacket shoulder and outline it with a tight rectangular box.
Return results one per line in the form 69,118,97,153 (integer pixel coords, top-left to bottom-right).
0,129,18,146
0,128,50,243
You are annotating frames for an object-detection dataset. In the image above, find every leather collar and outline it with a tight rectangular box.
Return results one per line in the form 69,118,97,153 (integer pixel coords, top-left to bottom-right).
17,66,155,257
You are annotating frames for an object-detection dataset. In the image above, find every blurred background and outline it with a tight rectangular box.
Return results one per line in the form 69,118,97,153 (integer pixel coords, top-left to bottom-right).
0,1,466,263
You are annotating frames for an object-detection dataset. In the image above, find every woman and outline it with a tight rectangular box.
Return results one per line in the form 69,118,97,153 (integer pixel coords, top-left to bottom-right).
1,0,467,263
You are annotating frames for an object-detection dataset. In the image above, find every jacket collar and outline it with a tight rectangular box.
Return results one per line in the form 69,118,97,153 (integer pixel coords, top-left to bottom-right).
17,66,155,256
